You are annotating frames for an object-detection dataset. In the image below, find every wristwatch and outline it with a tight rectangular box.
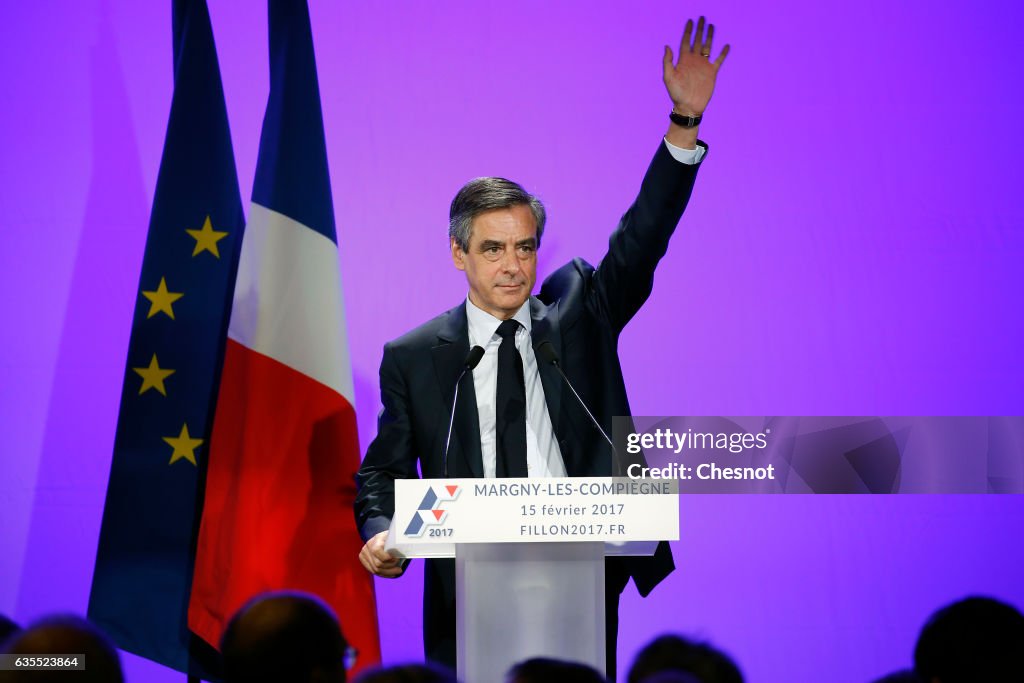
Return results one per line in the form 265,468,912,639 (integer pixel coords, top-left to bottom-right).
669,111,702,128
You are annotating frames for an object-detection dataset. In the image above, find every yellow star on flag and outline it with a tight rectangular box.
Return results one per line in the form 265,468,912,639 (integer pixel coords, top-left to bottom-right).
185,215,229,258
163,423,203,466
132,354,175,396
141,277,184,320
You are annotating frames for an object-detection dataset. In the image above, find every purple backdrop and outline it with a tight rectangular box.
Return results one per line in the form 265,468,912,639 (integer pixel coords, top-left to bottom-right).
2,1,1022,681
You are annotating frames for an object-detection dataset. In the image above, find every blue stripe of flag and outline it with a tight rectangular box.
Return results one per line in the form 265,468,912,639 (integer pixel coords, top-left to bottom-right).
251,0,337,243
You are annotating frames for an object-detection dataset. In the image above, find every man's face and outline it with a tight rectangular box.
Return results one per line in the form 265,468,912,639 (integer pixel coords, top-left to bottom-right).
452,204,538,320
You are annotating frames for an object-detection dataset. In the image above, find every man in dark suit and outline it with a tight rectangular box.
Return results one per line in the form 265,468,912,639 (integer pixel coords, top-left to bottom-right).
355,16,729,676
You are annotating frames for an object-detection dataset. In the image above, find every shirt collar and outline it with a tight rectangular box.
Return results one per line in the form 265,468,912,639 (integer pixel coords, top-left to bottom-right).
466,297,532,347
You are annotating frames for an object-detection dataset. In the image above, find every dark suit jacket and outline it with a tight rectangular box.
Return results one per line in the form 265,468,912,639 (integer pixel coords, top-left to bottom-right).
354,140,705,663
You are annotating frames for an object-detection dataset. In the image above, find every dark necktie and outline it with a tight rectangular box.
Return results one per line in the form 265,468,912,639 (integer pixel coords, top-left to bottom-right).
495,319,528,477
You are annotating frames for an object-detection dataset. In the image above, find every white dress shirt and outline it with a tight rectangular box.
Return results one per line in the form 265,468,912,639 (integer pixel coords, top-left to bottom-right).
466,299,567,478
465,138,702,477
664,138,705,164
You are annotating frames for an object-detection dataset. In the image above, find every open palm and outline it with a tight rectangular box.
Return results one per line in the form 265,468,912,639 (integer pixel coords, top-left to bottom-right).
663,17,729,116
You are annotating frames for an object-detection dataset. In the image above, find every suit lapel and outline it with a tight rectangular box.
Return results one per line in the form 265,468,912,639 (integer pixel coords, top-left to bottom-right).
432,304,484,478
530,297,563,442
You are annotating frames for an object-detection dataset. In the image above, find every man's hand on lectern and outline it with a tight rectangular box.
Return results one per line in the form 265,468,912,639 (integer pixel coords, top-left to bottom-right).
358,530,404,578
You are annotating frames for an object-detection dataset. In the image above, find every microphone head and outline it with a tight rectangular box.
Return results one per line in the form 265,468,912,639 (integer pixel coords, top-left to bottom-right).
534,340,560,366
465,345,485,370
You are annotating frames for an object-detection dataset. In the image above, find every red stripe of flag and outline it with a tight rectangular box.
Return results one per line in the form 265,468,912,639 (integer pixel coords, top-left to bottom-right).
189,339,379,669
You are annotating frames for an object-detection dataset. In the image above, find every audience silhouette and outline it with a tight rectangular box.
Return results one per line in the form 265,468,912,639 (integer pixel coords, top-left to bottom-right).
626,634,743,683
221,591,350,683
870,670,923,683
505,656,607,683
0,614,20,645
0,614,123,683
913,595,1024,683
353,662,459,683
5,592,1023,682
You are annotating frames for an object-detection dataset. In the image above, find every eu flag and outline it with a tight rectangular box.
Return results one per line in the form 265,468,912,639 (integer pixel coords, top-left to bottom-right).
88,0,243,676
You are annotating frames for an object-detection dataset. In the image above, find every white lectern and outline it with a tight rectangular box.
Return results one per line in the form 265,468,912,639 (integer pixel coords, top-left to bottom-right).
386,477,678,682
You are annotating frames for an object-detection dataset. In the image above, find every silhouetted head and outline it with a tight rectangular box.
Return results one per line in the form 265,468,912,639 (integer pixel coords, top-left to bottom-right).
505,657,606,683
1,614,122,683
353,662,459,683
627,634,743,683
0,614,20,646
870,670,924,683
637,673,702,683
221,591,349,683
913,595,1024,683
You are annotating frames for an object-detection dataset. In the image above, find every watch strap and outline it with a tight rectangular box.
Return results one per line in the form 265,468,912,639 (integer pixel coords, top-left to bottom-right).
669,111,702,128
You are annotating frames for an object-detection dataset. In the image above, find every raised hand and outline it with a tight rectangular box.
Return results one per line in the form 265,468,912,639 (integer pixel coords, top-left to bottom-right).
662,16,729,117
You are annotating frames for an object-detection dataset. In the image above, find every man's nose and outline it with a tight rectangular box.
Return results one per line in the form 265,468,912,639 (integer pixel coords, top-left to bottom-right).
500,249,520,274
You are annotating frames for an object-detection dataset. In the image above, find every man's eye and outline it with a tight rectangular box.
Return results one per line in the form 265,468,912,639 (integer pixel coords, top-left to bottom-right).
518,245,535,253
485,246,501,254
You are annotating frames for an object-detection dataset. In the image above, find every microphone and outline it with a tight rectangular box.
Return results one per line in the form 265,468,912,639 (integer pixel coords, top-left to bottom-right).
534,340,618,462
443,345,485,476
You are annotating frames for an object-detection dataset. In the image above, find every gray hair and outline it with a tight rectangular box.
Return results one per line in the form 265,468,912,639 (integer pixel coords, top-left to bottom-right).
448,177,546,252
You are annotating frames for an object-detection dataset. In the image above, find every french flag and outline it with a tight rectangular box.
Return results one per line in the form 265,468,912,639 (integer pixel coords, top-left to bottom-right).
188,0,381,672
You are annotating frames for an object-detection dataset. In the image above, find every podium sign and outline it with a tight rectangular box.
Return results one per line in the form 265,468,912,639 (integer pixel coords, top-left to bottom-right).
389,476,678,553
385,476,679,681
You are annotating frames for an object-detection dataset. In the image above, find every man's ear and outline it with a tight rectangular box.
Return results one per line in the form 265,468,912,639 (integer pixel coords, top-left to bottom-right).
451,238,466,271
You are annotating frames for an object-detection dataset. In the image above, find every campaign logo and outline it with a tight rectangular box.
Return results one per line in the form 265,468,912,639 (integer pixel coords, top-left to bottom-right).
403,485,460,537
